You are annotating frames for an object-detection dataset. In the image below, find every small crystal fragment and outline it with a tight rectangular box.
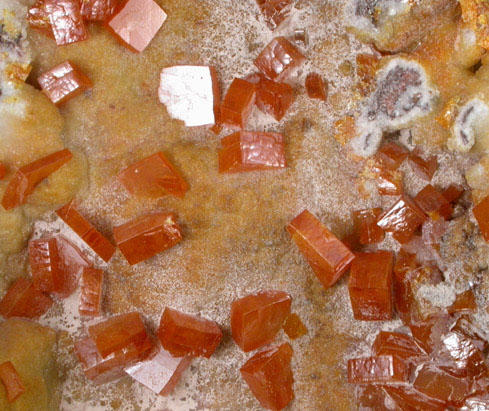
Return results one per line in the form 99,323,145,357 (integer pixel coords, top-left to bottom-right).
294,29,308,47
348,355,409,384
45,0,88,45
256,77,294,121
287,210,355,289
473,195,489,242
156,307,222,358
377,195,427,244
56,201,116,263
348,251,394,321
0,361,25,403
240,343,294,410
305,73,328,101
372,331,425,360
75,336,153,384
0,162,5,180
80,0,117,21
408,148,439,181
105,0,167,53
125,345,192,396
158,66,220,127
220,78,256,129
88,312,151,358
255,0,292,30
282,313,307,340
383,386,446,411
254,37,306,82
352,208,385,245
218,131,286,173
38,60,93,106
374,142,409,171
113,212,182,265
376,170,404,196
415,184,453,220
231,290,291,352
118,152,189,198
79,268,103,317
27,0,54,38
2,149,73,211
413,363,472,406
0,278,53,319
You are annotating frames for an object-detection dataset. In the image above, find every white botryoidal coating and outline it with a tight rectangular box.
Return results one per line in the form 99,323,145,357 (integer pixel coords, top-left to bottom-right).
449,98,489,153
351,58,437,157
158,66,219,127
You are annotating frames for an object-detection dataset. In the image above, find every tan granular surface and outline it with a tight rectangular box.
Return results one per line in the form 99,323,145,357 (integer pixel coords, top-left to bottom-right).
1,0,485,410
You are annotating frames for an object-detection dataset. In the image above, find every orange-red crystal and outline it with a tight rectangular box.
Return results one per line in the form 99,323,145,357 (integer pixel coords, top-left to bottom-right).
0,361,25,403
45,0,88,45
220,78,256,129
348,355,409,384
473,195,489,242
287,210,355,289
0,278,53,319
352,208,385,245
231,290,291,352
79,267,103,317
305,72,327,101
156,307,223,358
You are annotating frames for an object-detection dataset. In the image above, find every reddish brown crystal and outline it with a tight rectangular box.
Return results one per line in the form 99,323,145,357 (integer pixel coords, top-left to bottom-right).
105,0,167,53
254,37,306,82
282,313,307,340
0,162,5,180
88,312,151,358
383,386,446,411
240,343,294,411
348,355,409,384
442,184,464,204
410,316,450,354
448,290,478,314
79,268,103,317
0,361,25,403
352,208,385,245
413,363,472,406
29,235,90,298
451,315,489,352
372,331,425,360
220,78,256,129
348,251,394,321
377,195,427,244
56,201,116,263
118,152,189,199
473,195,489,242
218,131,286,173
438,332,489,379
75,336,153,384
38,60,93,106
255,0,292,30
408,148,439,181
414,184,452,220
157,307,222,358
124,346,192,396
80,0,117,21
376,170,404,196
2,149,73,210
356,53,381,96
374,142,409,171
287,210,355,289
45,0,88,45
354,385,391,411
305,73,328,101
0,278,53,319
113,212,182,265
256,77,294,121
231,291,291,352
27,0,55,38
